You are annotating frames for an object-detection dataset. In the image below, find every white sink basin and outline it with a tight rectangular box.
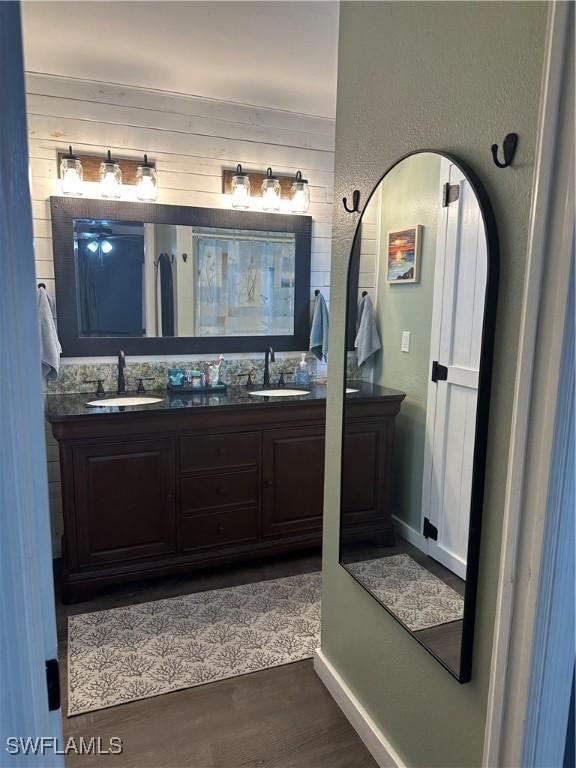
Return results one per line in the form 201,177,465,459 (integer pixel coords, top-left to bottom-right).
346,387,359,394
86,396,163,407
248,388,310,398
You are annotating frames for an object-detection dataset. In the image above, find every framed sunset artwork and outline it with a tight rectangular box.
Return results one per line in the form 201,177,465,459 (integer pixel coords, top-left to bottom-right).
386,225,422,283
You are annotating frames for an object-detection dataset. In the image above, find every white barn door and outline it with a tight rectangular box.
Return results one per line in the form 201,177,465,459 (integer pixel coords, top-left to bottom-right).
421,159,487,579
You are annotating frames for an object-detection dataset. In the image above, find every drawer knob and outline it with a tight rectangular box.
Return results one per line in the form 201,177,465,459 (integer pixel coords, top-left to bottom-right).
216,448,225,456
264,479,273,487
216,486,225,495
217,523,225,533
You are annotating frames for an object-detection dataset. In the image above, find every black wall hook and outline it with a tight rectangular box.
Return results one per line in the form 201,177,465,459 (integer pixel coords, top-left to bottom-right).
491,133,518,168
343,190,361,213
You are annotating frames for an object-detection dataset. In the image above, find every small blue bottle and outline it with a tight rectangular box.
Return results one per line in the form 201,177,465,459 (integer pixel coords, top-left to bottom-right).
294,353,311,388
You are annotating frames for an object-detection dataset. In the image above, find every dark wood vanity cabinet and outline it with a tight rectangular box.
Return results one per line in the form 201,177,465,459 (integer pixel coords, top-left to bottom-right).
48,390,403,602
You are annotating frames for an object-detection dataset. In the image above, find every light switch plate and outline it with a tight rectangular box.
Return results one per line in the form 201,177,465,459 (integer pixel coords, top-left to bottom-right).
401,331,411,353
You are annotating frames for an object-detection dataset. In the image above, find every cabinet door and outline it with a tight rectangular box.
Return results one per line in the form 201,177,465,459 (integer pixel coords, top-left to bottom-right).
262,427,324,537
342,419,393,523
73,439,176,567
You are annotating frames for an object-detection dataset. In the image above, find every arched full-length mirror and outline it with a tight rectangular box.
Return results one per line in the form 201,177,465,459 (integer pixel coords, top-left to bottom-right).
340,151,498,682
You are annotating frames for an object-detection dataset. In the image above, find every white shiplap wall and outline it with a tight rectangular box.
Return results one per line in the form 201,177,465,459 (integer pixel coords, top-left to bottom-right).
26,73,375,556
27,73,336,312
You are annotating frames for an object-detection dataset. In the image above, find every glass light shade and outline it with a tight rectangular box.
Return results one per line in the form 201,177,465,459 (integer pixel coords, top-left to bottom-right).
60,150,83,196
136,156,158,201
100,239,113,254
261,168,281,211
99,151,122,198
290,171,310,213
231,165,251,209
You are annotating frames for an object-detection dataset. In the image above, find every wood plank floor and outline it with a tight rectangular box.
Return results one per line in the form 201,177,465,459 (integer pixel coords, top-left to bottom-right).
55,552,378,768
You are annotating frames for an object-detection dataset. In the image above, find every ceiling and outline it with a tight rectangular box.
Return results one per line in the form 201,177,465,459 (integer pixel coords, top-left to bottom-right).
21,1,339,118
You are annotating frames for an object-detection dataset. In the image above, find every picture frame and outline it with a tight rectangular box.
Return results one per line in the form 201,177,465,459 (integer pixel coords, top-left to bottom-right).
386,225,422,283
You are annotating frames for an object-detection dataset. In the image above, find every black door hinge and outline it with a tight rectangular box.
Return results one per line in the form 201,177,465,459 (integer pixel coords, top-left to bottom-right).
442,182,460,207
46,658,60,711
431,360,448,382
423,517,438,541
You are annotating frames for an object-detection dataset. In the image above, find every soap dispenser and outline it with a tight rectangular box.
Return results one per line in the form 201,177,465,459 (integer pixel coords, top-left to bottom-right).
295,353,311,388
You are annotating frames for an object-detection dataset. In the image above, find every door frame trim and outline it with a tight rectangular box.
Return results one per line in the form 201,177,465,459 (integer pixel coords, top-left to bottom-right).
0,2,63,760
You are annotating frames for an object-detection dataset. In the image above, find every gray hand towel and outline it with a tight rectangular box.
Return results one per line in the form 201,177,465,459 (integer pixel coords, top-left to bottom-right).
38,286,62,380
355,294,381,368
310,292,329,361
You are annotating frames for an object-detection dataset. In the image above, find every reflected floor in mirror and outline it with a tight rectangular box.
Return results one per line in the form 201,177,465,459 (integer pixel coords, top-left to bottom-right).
342,536,464,673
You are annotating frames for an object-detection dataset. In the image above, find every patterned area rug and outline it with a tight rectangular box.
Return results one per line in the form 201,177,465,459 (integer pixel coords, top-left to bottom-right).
68,555,463,715
346,553,464,631
68,573,321,715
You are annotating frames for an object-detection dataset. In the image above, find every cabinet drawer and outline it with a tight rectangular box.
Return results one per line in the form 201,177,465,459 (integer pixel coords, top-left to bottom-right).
180,471,257,514
181,507,258,551
180,432,258,473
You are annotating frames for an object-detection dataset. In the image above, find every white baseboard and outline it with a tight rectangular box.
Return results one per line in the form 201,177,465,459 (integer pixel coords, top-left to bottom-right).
314,649,405,768
392,514,427,552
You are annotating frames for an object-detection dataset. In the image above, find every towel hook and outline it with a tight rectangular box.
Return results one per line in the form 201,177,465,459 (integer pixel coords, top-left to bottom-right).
38,283,46,289
314,289,321,297
491,133,518,169
342,190,361,213
361,291,368,298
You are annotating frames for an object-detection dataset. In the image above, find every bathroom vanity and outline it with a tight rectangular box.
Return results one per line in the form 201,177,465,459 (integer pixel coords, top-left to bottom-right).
46,383,404,602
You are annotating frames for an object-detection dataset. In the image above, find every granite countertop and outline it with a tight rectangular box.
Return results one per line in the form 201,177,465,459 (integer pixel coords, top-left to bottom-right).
44,381,406,422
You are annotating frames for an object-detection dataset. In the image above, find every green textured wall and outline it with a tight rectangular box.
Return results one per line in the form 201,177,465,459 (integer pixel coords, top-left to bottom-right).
373,153,441,531
320,3,548,767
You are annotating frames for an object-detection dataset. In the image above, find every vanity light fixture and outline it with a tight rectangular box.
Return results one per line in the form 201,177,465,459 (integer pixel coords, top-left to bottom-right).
60,146,84,196
230,164,251,209
136,154,158,202
86,237,112,255
261,167,281,211
99,150,122,198
290,170,310,214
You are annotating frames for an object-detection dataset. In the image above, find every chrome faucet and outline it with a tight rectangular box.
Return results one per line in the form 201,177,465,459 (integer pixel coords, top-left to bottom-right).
117,350,127,394
263,346,275,386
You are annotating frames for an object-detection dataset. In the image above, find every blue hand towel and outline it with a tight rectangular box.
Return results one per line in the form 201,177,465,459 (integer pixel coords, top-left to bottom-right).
355,294,381,368
38,286,61,380
310,292,329,361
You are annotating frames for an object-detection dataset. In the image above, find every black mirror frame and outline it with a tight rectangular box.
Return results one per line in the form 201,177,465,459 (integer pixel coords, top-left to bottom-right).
339,150,499,683
50,196,312,356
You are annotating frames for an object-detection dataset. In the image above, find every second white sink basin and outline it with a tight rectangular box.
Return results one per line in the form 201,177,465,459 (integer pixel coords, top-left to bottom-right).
248,388,310,398
86,396,163,407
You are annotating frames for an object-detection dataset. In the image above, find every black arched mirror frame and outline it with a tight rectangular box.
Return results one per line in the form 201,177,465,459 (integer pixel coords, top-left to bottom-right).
339,150,499,683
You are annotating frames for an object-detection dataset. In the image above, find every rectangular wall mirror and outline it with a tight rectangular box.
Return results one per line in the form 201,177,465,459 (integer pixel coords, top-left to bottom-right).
51,197,311,355
340,151,498,682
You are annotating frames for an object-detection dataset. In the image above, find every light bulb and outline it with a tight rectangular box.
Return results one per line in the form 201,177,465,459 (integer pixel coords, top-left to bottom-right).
231,164,251,209
100,239,113,254
60,146,83,196
261,167,281,212
136,155,158,202
99,150,122,198
290,171,310,214
86,240,99,253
